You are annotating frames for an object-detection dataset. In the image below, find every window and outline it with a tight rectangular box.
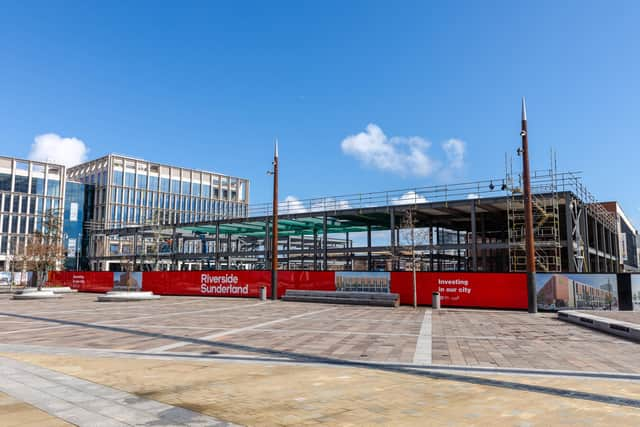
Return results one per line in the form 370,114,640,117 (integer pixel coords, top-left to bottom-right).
14,175,28,193
112,170,123,186
148,175,158,191
171,179,180,194
136,174,147,189
192,182,200,197
181,180,190,195
30,177,45,195
202,184,210,198
125,172,135,187
46,179,60,197
160,177,170,192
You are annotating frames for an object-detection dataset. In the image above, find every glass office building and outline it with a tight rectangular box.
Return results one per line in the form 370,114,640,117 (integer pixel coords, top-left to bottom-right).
62,181,91,270
67,154,249,229
67,154,250,270
0,156,66,272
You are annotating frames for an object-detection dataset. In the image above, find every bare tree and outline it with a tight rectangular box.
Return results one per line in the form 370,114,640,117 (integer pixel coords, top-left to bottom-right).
400,208,430,308
21,209,64,290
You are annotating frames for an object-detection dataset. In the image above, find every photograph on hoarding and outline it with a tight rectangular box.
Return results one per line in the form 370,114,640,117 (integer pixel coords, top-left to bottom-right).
113,271,142,291
335,271,390,293
632,275,640,311
536,273,618,311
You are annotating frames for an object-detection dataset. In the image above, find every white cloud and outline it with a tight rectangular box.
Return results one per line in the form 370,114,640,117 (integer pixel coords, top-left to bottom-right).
467,193,479,199
28,133,89,167
279,196,308,214
442,138,465,170
392,191,428,205
341,124,438,177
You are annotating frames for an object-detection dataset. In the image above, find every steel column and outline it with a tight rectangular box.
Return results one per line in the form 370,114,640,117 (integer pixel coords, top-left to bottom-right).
471,200,478,272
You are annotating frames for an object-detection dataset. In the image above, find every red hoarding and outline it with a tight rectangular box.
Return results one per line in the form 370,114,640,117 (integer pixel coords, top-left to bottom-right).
49,270,527,309
143,271,272,297
48,271,115,293
390,272,527,309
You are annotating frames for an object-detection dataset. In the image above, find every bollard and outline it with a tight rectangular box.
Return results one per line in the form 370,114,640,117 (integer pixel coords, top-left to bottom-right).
432,292,440,309
259,286,267,301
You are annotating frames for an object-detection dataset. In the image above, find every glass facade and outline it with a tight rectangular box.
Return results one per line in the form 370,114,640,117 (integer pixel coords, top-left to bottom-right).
62,181,90,270
0,157,66,271
67,154,250,229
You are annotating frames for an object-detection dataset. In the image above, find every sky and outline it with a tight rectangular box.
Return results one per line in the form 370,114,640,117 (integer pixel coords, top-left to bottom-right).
1,1,639,223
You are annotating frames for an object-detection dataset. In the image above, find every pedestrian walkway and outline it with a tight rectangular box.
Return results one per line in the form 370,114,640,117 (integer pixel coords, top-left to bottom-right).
0,355,237,426
2,350,640,426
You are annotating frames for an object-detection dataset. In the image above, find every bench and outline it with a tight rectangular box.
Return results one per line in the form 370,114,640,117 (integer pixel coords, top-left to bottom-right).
282,290,399,307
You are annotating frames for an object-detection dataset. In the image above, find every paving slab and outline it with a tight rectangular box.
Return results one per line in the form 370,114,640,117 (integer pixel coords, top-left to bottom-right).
0,355,238,426
3,352,640,427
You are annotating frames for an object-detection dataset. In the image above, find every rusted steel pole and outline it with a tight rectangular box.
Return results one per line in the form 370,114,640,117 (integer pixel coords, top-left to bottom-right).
271,140,279,300
521,98,537,313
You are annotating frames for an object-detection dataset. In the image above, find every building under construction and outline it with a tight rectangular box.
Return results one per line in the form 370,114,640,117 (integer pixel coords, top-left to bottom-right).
84,169,621,274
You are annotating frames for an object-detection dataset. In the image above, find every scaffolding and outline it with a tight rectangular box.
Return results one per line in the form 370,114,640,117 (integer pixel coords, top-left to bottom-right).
508,191,562,273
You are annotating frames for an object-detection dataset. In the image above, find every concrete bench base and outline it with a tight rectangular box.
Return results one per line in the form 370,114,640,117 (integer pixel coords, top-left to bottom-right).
557,310,640,342
46,287,78,294
12,289,63,300
97,291,160,302
282,290,399,307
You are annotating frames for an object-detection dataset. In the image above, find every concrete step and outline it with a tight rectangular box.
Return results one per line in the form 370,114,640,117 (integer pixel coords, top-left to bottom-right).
557,310,640,342
282,290,399,307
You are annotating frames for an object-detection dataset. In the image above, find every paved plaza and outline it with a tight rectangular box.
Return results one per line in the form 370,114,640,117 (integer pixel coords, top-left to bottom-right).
0,293,639,425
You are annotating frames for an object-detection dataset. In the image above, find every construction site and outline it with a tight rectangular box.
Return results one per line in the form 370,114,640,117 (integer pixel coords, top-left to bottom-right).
84,168,620,275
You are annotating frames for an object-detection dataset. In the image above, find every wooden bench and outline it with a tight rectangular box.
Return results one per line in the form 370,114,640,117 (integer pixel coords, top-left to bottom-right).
282,290,399,307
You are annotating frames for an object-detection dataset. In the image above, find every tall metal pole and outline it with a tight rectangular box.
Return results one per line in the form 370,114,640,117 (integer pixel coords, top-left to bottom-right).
271,139,279,300
521,97,537,313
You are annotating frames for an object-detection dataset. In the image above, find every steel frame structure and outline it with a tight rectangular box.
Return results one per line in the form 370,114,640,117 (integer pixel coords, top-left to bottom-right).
85,171,620,273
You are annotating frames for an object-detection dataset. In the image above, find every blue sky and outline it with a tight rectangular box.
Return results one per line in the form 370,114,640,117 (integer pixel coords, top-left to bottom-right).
1,1,639,222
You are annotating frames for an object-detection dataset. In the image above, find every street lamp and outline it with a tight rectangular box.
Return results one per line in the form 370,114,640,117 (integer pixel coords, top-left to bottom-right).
267,139,279,300
521,97,538,313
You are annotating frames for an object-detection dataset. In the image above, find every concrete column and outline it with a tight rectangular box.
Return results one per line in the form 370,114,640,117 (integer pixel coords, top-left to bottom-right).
471,200,478,272
390,209,395,271
456,231,461,271
429,225,434,271
481,214,487,271
367,225,372,271
593,219,600,272
313,228,318,270
264,220,270,271
581,204,591,271
565,198,575,272
215,223,220,269
227,234,232,269
300,234,305,270
322,214,328,270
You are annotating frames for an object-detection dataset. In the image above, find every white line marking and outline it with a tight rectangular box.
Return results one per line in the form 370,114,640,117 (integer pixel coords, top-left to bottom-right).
147,306,338,352
413,309,432,365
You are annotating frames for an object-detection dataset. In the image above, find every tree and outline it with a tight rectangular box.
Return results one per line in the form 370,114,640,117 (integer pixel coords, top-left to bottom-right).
400,208,430,308
23,209,65,290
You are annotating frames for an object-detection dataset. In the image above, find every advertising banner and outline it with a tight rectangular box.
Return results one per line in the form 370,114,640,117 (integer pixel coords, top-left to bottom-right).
49,270,529,309
48,271,114,293
390,272,528,309
536,273,618,311
143,271,272,297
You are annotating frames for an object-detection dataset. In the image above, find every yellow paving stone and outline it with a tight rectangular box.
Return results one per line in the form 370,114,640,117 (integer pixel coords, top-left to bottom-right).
0,392,72,427
3,352,640,426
